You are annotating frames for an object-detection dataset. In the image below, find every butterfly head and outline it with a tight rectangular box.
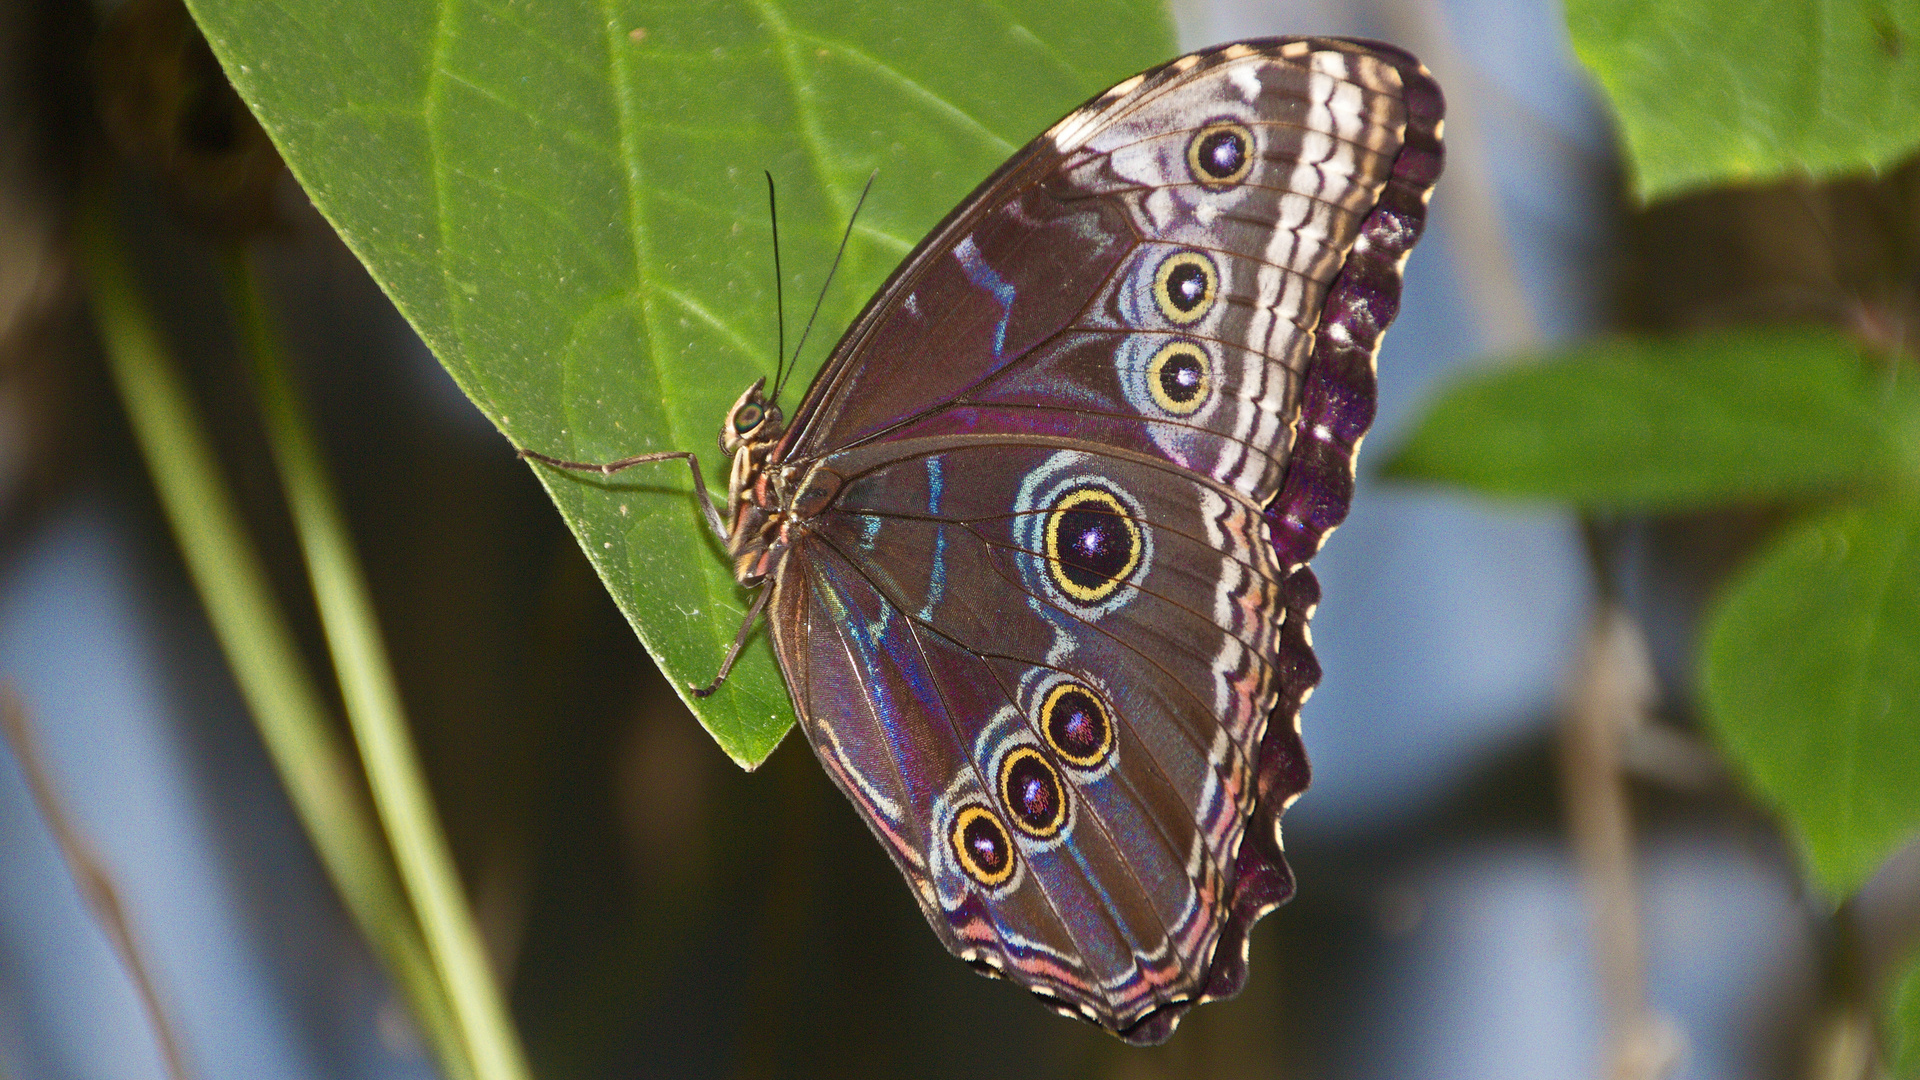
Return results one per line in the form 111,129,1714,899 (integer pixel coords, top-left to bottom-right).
720,378,784,455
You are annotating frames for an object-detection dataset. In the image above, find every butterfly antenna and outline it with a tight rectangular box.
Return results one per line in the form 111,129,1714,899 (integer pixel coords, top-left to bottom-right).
776,170,877,403
765,171,787,401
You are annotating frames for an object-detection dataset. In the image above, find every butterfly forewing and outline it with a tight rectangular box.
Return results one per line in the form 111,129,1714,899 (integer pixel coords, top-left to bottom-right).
760,37,1443,1042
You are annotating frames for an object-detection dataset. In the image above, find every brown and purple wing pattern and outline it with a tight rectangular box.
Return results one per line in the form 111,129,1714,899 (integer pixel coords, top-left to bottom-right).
767,37,1443,1042
781,440,1284,1038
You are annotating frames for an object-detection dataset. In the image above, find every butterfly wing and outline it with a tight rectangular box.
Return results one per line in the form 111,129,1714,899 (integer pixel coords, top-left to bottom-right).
768,37,1443,1041
779,440,1287,1039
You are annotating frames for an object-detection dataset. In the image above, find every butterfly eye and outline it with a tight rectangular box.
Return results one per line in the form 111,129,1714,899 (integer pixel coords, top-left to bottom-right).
1145,340,1212,416
999,747,1068,838
1187,121,1255,186
950,805,1016,887
1040,682,1114,769
1043,486,1144,604
1151,252,1217,325
733,404,764,434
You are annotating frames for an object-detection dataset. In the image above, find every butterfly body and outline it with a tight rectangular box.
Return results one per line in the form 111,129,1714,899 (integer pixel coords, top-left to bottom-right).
536,36,1442,1044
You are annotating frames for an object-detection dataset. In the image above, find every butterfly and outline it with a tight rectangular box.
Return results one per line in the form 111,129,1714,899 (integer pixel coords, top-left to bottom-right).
524,36,1443,1044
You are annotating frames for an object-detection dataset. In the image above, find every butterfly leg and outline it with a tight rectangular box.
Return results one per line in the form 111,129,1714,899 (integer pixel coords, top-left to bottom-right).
690,585,772,697
518,448,728,542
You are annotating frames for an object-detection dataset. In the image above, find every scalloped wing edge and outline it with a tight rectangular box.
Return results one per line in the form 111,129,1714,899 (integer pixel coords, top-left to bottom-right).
1114,37,1445,1046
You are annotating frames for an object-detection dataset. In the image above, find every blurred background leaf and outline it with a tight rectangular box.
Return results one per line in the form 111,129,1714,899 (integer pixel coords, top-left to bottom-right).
1382,326,1920,509
1566,0,1920,202
1894,954,1920,1076
1702,494,1920,899
182,0,1176,765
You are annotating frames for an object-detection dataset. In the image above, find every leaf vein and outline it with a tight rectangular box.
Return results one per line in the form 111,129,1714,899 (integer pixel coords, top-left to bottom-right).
791,31,1017,155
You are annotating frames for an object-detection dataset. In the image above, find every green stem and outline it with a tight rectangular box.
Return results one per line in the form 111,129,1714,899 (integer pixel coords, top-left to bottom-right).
224,250,531,1080
76,192,474,1080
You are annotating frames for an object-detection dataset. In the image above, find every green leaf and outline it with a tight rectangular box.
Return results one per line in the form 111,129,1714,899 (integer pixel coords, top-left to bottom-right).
183,0,1175,766
1702,493,1920,899
1893,952,1920,1078
1381,326,1920,510
1566,0,1920,202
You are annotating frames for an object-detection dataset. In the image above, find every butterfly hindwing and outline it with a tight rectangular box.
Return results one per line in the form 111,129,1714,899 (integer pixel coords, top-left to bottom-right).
784,440,1284,1035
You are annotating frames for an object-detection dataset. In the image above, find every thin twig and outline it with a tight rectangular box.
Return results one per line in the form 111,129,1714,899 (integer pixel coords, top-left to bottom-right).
1559,603,1683,1080
0,686,191,1080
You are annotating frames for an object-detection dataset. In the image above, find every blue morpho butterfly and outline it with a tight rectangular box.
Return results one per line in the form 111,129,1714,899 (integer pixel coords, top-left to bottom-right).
522,37,1443,1044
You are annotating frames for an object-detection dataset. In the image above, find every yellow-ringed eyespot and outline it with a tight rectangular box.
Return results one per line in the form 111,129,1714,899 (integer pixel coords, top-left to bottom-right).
998,747,1068,838
1043,486,1142,604
1040,682,1113,769
951,805,1016,887
1152,251,1217,325
1187,120,1255,187
1145,340,1212,415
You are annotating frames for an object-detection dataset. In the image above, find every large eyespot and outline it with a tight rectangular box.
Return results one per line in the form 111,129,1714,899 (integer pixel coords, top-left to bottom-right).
1187,121,1255,187
951,805,1016,887
1041,682,1114,769
732,402,765,435
1044,486,1143,604
1152,251,1217,325
998,747,1068,838
1145,340,1212,416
